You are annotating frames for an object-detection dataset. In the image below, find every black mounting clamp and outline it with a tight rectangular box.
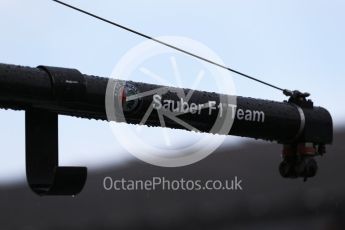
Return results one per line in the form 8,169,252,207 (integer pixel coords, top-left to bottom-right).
25,66,87,196
283,89,313,108
279,89,321,181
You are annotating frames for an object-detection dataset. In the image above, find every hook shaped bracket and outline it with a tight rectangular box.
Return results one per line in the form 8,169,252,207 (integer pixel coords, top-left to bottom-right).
26,108,87,196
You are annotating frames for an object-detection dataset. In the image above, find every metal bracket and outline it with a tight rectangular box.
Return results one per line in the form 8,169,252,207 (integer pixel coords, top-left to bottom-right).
25,108,87,196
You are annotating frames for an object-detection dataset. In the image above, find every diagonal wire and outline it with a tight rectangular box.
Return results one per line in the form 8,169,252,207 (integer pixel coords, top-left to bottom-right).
52,0,287,92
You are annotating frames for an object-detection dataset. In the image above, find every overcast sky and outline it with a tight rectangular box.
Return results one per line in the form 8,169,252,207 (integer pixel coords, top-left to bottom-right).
0,0,344,183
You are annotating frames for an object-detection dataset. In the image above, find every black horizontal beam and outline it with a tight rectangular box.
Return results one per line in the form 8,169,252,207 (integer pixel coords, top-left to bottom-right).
0,63,333,145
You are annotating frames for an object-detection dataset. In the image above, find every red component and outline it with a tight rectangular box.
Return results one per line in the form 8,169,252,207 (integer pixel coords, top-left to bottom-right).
118,86,127,106
282,143,316,157
297,144,316,156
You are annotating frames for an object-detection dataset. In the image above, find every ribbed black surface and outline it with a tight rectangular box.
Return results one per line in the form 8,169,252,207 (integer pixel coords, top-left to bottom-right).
0,63,333,144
